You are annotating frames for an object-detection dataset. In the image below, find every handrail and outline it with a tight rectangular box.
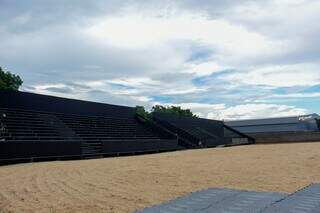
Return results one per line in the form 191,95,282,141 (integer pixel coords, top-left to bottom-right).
194,127,220,140
135,113,177,139
223,124,255,143
152,117,200,147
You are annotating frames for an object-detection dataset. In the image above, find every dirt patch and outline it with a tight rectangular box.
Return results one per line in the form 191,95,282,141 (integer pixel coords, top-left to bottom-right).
1,142,320,213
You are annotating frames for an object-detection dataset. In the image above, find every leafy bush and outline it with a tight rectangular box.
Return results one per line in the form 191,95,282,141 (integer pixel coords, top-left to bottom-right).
0,67,23,90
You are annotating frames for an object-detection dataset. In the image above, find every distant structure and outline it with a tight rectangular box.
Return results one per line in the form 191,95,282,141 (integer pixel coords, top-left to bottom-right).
226,114,320,143
226,114,320,133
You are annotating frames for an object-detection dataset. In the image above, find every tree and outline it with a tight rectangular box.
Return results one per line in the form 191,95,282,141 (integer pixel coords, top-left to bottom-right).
151,105,197,117
0,67,23,90
135,106,152,120
135,105,197,120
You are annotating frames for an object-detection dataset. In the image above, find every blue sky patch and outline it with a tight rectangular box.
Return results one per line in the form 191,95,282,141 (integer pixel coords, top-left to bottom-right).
151,96,174,103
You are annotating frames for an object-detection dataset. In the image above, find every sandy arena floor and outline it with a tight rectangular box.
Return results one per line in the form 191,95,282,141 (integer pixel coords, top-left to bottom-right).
0,142,320,213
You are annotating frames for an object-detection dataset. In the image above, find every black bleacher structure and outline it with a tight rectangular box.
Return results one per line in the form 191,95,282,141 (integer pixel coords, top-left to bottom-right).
0,91,180,161
153,112,254,148
0,91,253,162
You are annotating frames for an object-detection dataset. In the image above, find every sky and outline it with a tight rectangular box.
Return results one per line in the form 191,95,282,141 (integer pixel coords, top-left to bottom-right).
0,0,319,120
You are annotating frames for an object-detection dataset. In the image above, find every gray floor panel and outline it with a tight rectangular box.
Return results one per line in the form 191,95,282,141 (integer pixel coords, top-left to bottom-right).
136,188,286,213
137,184,320,213
138,188,240,213
201,191,286,213
262,183,320,213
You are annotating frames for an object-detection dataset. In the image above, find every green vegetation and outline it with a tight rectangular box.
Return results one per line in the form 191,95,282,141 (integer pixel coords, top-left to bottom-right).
151,105,197,117
135,105,197,120
135,106,152,120
0,67,23,90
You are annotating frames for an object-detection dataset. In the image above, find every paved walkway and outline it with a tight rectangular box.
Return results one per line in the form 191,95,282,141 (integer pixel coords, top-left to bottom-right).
137,184,320,213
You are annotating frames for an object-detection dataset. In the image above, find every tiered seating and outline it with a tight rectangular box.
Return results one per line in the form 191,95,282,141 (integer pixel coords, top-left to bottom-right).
0,108,81,160
57,114,159,139
55,113,163,155
153,113,224,147
0,106,180,161
0,108,64,142
153,113,254,147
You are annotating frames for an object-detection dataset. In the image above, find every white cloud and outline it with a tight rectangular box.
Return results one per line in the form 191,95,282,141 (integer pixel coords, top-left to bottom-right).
157,102,309,120
159,102,225,118
81,80,107,88
175,102,226,111
163,88,207,95
184,61,223,76
229,0,320,40
86,13,276,59
272,92,320,98
219,64,320,87
106,77,162,87
208,104,308,120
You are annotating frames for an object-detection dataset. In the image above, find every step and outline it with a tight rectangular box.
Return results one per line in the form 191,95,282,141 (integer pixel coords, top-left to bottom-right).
82,150,102,153
82,142,102,145
0,139,80,143
83,155,103,159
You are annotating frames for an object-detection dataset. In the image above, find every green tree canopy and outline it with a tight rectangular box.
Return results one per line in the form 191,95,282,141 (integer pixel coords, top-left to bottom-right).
135,104,197,120
135,105,152,120
151,105,197,117
0,67,23,91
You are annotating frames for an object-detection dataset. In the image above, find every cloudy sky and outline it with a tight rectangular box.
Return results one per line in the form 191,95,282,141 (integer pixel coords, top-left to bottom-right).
1,0,319,120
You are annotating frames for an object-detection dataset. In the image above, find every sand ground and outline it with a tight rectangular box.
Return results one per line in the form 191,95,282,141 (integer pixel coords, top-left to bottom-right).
0,142,320,213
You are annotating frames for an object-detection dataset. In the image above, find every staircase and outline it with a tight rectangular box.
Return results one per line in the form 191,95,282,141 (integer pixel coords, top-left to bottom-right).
152,116,208,148
0,108,64,142
37,113,79,140
37,113,103,157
